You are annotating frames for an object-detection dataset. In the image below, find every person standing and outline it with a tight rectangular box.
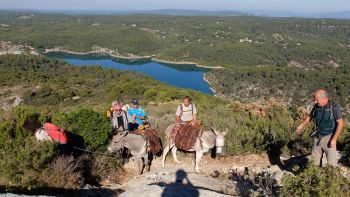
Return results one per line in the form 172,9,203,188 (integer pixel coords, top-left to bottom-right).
295,89,344,166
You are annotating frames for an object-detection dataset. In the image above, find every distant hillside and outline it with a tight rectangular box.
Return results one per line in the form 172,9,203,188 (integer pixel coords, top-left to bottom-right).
0,9,250,16
317,11,350,19
0,12,349,117
1,9,349,19
126,9,250,16
244,10,350,19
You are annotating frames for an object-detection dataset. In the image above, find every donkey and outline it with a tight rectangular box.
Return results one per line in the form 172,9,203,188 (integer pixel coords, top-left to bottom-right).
107,131,152,174
162,124,228,173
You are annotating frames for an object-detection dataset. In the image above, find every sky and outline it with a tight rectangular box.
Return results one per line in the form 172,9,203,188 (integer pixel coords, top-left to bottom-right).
0,0,349,13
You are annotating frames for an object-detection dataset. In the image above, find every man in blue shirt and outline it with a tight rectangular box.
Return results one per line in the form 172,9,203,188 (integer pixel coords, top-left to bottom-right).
128,99,146,131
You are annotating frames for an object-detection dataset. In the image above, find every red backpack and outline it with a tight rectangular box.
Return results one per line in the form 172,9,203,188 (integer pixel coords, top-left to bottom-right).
43,123,68,144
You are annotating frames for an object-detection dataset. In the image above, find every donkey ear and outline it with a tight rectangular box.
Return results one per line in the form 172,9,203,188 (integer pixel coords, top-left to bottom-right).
211,128,220,136
222,128,229,136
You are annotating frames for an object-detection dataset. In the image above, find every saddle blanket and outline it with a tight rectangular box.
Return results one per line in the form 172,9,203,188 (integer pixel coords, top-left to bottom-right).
172,125,202,150
133,129,162,155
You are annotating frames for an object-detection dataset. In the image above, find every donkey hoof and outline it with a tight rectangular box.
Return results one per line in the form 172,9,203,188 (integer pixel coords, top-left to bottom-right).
195,168,200,174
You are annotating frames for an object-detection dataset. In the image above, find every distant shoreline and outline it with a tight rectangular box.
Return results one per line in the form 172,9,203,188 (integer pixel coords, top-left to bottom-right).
151,58,224,69
43,49,224,69
43,49,153,61
203,73,217,96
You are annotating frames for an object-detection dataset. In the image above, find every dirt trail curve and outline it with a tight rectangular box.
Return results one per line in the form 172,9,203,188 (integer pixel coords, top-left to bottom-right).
105,154,272,196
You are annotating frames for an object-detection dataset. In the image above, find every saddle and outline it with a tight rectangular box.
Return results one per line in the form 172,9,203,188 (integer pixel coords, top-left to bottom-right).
172,125,202,150
132,129,162,155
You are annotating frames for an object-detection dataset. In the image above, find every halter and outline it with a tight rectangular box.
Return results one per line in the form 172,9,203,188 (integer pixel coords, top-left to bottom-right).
215,136,224,153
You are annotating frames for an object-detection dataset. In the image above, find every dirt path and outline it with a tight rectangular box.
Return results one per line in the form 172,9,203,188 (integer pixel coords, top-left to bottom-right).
104,153,272,196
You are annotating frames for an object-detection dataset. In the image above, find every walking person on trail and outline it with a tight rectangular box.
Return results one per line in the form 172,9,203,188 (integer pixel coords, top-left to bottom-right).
128,99,146,131
175,96,199,127
109,102,128,133
295,89,344,167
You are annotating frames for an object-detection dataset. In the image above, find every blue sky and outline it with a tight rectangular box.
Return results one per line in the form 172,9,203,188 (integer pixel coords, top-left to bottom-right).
1,0,349,13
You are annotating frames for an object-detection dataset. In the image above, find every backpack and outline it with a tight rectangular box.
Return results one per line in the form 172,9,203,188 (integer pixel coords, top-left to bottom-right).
43,123,68,144
311,101,336,120
179,103,194,117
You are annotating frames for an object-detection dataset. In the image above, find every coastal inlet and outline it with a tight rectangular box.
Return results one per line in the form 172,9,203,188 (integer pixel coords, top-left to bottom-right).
45,52,215,95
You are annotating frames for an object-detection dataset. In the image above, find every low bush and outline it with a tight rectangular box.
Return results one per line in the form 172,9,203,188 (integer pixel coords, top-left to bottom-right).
42,155,84,189
91,155,125,184
52,108,112,151
281,164,350,197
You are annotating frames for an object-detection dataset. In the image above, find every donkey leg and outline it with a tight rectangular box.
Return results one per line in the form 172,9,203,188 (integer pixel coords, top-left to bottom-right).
162,138,171,167
171,146,180,164
143,154,149,173
147,152,153,172
195,150,204,174
137,157,144,175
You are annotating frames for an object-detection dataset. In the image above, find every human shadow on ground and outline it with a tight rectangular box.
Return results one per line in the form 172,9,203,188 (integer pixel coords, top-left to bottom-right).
149,169,228,197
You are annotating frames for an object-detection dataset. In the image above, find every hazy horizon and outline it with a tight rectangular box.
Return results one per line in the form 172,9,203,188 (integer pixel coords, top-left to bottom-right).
1,0,350,14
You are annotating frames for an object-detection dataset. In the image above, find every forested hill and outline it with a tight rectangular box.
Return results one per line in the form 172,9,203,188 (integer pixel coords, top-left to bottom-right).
206,64,350,117
0,13,349,69
1,12,349,113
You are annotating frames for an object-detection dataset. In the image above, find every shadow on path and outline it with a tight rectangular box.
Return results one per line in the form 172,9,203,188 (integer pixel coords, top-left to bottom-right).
150,169,226,197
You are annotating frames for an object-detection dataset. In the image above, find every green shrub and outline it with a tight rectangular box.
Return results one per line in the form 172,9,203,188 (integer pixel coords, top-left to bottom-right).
340,126,350,165
0,138,57,190
0,106,55,191
281,164,350,197
52,108,112,150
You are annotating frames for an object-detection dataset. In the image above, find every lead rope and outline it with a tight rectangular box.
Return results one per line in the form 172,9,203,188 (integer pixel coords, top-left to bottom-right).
72,147,118,158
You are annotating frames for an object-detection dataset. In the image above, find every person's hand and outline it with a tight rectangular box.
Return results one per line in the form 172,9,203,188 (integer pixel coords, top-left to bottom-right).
328,138,337,148
295,126,303,136
192,121,196,126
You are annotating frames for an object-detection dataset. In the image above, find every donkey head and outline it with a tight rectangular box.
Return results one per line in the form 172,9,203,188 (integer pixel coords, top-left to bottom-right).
107,131,127,153
212,128,228,154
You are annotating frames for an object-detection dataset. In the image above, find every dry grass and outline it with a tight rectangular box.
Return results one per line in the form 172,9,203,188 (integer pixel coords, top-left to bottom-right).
42,155,84,189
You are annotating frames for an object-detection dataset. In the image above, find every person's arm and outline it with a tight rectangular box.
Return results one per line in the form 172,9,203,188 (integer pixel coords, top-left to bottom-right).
329,105,344,148
128,109,136,123
176,116,181,124
192,114,197,125
329,119,344,148
136,108,146,120
295,105,315,135
295,116,311,135
123,111,129,131
191,104,197,125
175,105,181,124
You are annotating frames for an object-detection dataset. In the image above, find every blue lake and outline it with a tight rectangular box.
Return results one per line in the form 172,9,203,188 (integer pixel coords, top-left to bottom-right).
46,52,213,95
